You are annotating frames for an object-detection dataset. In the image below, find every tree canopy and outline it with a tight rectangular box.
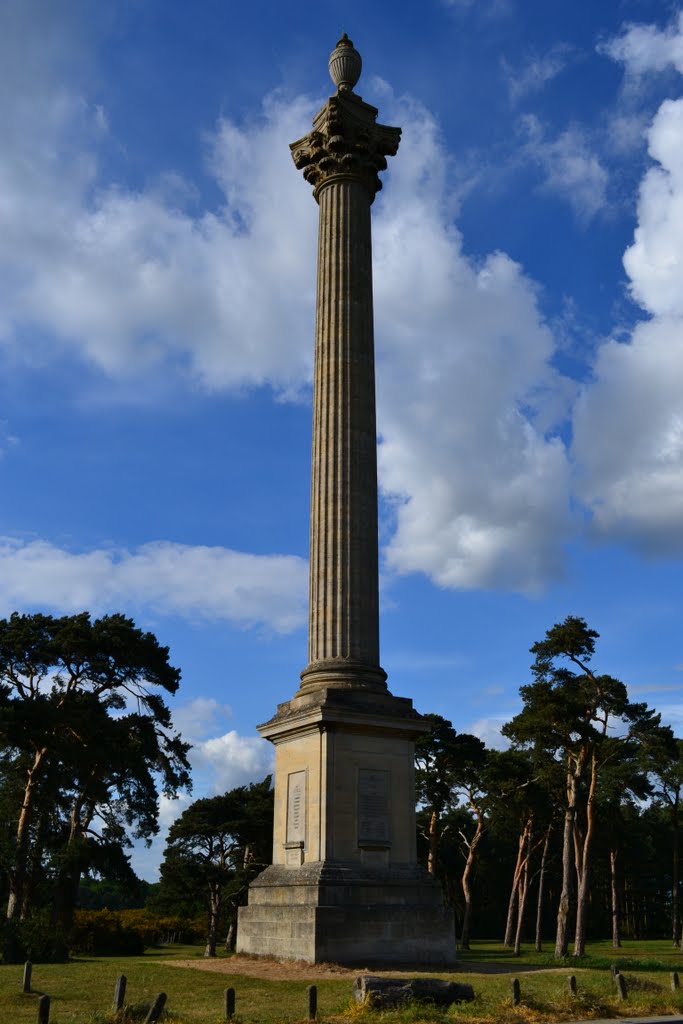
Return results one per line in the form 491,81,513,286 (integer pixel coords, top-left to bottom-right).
502,616,672,956
157,778,273,956
0,611,191,962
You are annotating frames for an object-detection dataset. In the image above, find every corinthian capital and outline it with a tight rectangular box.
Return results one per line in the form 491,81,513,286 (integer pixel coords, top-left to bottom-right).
290,36,401,202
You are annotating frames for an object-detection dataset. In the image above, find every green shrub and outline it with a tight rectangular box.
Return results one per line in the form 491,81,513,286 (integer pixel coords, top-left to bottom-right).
13,908,69,962
69,908,204,956
70,909,145,956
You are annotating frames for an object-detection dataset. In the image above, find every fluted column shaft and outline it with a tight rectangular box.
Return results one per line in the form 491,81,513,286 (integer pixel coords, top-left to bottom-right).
291,80,400,695
302,177,384,690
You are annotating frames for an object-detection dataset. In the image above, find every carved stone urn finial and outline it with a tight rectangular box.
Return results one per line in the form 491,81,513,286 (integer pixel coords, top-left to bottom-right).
328,33,362,93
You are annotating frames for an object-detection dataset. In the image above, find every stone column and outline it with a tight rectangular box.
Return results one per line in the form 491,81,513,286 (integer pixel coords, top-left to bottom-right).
236,38,456,966
290,35,400,695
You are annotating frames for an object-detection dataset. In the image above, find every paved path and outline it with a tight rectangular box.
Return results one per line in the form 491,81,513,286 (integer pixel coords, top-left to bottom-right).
574,1018,683,1024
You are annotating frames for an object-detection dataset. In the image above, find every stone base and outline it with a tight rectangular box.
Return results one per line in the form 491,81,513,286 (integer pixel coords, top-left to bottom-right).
237,861,456,965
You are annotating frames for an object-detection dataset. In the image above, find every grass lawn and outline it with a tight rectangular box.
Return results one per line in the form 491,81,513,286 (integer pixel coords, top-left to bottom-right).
0,946,351,1024
460,937,683,971
3,940,683,1023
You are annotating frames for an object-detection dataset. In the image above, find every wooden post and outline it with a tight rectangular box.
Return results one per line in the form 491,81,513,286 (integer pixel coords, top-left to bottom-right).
308,984,318,1020
113,974,127,1010
511,978,520,1006
568,975,577,995
672,971,680,991
37,994,50,1023
23,961,32,993
144,992,167,1023
616,973,627,1000
224,987,236,1019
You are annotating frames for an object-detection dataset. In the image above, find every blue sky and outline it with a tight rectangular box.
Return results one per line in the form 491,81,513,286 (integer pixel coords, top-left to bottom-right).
2,0,683,879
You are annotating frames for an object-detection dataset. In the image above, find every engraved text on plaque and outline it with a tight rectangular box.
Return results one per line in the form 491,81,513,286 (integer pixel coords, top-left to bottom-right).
358,768,390,846
286,770,306,845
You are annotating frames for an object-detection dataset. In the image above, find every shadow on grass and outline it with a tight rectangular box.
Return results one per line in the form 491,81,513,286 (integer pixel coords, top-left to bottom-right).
458,960,569,974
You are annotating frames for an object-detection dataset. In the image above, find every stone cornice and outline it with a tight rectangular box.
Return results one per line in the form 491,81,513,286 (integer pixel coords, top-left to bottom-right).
290,91,401,202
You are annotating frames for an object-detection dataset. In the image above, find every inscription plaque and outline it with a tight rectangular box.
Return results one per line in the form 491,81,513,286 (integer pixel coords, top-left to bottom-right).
286,770,306,844
358,768,390,846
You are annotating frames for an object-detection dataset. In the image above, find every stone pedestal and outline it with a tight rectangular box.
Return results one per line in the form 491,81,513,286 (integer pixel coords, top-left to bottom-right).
237,687,455,964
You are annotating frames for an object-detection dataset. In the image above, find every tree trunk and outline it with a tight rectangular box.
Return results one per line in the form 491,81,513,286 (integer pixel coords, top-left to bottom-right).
427,809,439,875
460,859,473,952
610,847,621,948
504,882,518,948
672,794,680,946
535,824,551,952
4,748,48,962
49,865,81,962
205,886,221,958
514,868,529,956
624,882,633,939
504,826,528,946
21,805,49,920
513,828,532,955
49,793,95,961
573,854,591,955
573,753,598,958
555,799,575,958
459,818,483,951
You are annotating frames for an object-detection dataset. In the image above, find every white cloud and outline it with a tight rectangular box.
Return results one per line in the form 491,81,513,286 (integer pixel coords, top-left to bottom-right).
573,317,683,552
129,731,274,880
483,685,505,697
606,112,649,155
467,716,511,750
628,682,683,695
0,538,307,632
5,98,317,391
374,94,572,592
442,0,513,17
521,115,608,223
654,703,683,735
0,1,317,392
0,424,19,458
503,45,572,104
573,93,683,552
599,15,683,156
602,13,683,77
193,730,274,795
624,99,683,318
385,650,469,672
128,792,193,881
173,697,234,742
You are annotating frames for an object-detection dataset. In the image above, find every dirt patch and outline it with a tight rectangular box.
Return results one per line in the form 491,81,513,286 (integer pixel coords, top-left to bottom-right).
161,955,362,980
161,956,581,981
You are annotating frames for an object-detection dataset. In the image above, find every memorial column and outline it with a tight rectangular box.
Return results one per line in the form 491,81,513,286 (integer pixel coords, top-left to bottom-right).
237,36,455,967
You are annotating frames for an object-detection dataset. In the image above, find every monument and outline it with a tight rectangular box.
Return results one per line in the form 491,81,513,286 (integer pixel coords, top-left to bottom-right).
236,35,455,965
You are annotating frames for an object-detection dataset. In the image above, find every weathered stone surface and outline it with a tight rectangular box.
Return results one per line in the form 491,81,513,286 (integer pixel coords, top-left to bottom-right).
289,38,399,697
238,898,455,965
290,91,400,202
257,690,427,869
353,976,475,1008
